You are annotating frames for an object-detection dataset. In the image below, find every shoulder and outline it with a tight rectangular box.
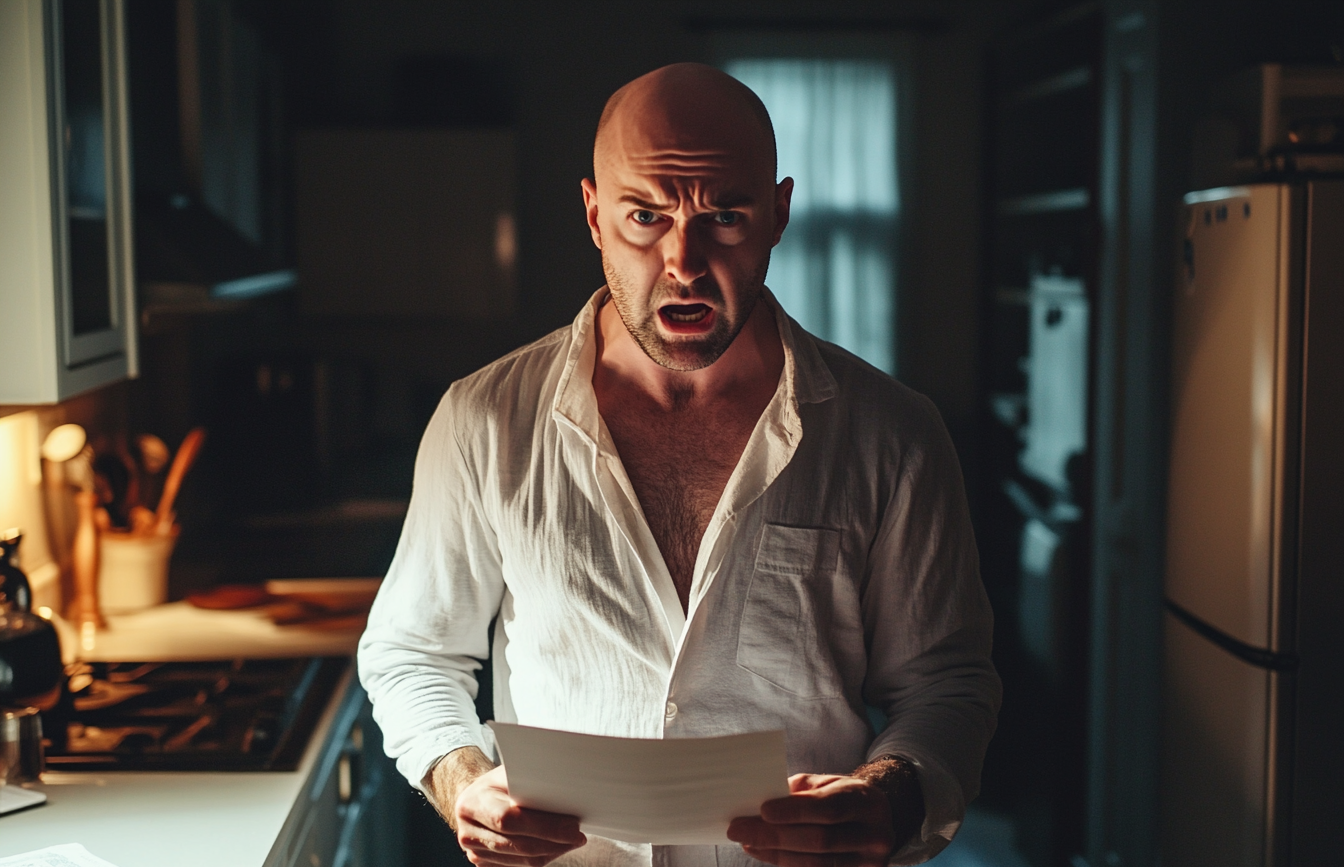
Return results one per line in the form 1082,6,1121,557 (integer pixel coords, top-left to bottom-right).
803,334,947,444
796,333,968,513
438,326,572,424
417,326,572,465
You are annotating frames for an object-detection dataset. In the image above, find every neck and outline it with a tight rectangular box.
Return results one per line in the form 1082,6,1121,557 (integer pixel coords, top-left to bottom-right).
593,291,784,410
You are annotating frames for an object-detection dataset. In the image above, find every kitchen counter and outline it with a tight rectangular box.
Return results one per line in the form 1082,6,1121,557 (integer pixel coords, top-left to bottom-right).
0,581,397,867
71,599,366,662
0,664,362,867
61,578,380,662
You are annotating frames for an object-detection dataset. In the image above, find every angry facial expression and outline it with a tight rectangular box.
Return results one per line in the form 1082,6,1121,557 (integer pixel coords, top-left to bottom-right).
583,71,791,371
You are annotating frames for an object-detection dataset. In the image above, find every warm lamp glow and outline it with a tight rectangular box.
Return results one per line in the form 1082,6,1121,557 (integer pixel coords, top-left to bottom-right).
0,411,60,610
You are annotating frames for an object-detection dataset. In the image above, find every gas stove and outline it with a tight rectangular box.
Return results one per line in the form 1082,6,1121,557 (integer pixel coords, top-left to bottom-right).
41,657,347,772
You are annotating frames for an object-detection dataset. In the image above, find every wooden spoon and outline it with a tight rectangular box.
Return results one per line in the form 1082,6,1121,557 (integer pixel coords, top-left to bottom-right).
155,428,206,534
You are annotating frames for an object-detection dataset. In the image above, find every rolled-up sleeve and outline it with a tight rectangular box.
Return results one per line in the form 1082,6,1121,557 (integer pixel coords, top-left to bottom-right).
861,397,1002,865
357,386,505,791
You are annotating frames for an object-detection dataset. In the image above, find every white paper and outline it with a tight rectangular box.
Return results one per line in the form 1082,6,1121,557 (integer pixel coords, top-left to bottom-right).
0,844,120,867
488,722,789,845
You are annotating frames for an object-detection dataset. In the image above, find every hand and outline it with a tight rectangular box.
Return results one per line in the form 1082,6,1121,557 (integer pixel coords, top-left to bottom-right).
452,765,587,866
726,773,898,867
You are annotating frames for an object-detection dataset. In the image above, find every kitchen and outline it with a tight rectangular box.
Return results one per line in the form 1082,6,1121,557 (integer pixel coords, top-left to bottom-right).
1,1,1341,866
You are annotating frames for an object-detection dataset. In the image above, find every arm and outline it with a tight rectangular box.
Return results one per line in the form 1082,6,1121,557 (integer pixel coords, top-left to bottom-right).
859,397,1001,862
729,398,999,866
425,746,586,865
357,392,586,865
357,390,504,791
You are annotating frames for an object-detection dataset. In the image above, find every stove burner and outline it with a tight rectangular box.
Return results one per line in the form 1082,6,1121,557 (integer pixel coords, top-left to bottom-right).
43,657,347,772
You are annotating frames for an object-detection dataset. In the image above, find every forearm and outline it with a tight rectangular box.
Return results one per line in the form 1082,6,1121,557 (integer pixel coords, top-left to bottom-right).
357,630,496,788
853,754,925,854
425,745,498,830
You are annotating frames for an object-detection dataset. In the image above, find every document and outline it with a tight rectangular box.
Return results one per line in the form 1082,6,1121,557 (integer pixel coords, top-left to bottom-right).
488,722,789,845
0,845,120,867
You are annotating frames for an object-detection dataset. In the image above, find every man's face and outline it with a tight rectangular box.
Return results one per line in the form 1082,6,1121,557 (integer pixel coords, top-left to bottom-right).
583,114,791,371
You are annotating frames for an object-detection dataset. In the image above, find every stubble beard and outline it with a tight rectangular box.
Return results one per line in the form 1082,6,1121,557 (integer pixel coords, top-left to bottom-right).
601,254,770,372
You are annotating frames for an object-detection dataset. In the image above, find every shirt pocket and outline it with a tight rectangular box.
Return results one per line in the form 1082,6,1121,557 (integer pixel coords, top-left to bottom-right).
736,524,844,699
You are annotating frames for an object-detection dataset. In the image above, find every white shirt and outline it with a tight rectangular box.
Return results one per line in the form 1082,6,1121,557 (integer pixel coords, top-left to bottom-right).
357,290,1000,866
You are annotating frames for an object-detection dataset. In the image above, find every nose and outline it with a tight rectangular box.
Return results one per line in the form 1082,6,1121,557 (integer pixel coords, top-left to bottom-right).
662,221,707,287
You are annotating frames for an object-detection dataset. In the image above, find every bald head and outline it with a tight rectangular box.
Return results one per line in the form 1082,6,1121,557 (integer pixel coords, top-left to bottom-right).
580,63,793,372
594,63,776,183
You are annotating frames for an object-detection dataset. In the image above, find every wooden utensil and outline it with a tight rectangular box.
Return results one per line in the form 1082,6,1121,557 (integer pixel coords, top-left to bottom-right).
128,506,156,535
71,490,105,630
187,584,277,609
186,580,378,628
155,428,206,534
135,434,170,474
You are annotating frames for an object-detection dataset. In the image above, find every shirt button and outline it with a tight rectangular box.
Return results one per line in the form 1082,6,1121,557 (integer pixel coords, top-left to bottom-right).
664,701,678,720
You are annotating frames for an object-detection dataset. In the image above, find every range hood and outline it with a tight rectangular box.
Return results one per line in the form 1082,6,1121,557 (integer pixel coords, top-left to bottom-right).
135,189,294,302
127,0,292,309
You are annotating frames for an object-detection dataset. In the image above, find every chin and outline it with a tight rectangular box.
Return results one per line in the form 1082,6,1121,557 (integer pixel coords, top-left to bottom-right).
641,331,733,371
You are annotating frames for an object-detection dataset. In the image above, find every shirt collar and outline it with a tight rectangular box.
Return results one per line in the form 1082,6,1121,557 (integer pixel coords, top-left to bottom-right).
551,287,837,446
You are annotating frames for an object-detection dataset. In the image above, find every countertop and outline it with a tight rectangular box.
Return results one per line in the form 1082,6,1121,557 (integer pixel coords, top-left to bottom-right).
0,665,358,867
66,578,379,662
0,583,374,867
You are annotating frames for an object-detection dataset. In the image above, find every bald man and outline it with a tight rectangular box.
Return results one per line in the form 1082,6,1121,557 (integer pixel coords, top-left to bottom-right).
358,64,1000,867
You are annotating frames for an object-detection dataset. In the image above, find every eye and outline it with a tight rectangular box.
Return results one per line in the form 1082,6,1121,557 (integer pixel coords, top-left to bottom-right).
713,211,742,226
632,210,659,225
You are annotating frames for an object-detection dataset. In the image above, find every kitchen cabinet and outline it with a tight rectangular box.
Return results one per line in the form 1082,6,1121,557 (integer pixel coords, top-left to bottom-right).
271,681,408,867
0,0,137,404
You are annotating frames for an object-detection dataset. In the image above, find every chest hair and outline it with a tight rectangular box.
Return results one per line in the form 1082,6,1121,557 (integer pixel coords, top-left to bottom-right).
603,404,757,612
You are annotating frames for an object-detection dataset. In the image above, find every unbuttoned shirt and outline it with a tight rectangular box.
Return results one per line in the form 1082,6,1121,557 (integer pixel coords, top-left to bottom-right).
357,289,1001,866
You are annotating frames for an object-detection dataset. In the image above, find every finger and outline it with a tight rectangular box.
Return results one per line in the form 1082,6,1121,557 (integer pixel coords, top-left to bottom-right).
466,799,586,845
760,789,874,825
462,845,574,867
727,816,769,844
459,822,585,858
729,818,890,856
739,847,868,867
462,848,552,867
788,773,845,793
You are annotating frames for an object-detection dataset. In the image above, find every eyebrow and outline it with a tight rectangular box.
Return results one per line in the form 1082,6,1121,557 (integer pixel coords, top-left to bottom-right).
616,194,672,210
614,192,757,210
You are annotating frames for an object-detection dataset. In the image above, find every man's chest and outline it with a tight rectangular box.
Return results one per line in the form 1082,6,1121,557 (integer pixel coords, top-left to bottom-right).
600,406,757,594
606,411,747,515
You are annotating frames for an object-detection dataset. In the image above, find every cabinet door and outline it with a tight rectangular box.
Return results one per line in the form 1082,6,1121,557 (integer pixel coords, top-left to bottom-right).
0,0,135,404
52,0,136,374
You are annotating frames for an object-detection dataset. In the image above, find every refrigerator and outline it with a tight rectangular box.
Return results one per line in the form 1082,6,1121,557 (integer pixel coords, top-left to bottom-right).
1162,182,1344,867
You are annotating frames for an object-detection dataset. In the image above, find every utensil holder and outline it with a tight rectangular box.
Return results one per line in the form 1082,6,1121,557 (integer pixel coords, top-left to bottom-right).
98,528,177,614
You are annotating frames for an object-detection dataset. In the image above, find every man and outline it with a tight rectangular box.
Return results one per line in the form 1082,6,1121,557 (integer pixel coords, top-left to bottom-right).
359,63,1000,867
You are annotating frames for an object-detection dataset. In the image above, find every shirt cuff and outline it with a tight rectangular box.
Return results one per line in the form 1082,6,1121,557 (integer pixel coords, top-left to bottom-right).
867,744,965,865
399,724,499,795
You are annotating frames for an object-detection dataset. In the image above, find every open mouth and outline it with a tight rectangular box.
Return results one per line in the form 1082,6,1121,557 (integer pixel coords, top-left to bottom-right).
658,303,715,332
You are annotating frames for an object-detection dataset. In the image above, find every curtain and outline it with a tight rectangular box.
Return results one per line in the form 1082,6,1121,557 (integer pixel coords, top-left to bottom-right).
727,59,900,374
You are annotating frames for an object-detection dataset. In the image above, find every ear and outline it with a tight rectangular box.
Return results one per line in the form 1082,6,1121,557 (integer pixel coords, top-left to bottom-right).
581,178,603,250
770,177,795,247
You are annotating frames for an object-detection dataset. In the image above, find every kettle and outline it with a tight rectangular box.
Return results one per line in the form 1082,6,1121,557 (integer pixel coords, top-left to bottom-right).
0,531,63,710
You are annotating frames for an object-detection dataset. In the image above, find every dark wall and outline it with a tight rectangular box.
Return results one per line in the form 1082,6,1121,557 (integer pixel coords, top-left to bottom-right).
271,0,1019,452
1156,0,1344,212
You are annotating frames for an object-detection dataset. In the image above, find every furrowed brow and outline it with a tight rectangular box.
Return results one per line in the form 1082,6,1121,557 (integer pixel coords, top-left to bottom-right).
709,192,756,209
616,194,673,210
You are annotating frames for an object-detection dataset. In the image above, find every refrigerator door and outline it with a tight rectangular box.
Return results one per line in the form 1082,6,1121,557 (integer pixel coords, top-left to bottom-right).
1160,612,1275,867
1167,185,1290,650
